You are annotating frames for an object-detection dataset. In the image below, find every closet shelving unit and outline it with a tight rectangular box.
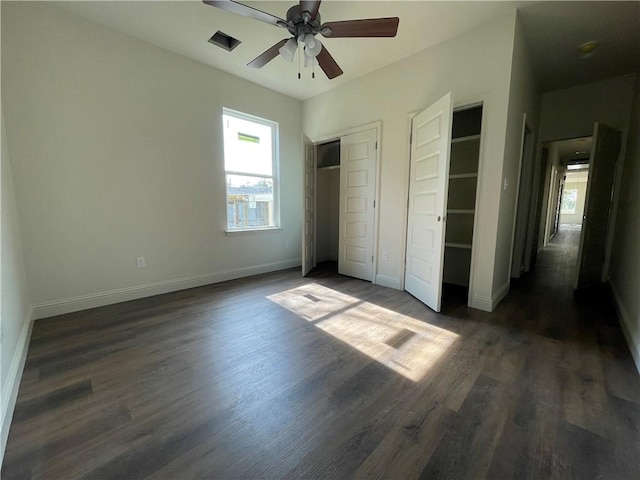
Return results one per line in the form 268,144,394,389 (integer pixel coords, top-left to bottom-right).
443,106,482,287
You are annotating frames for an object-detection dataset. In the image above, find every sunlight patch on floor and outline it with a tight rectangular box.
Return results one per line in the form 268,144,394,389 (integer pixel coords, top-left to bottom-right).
268,283,458,382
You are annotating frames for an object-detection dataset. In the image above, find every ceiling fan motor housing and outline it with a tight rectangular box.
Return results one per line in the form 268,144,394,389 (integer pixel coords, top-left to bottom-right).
280,5,325,38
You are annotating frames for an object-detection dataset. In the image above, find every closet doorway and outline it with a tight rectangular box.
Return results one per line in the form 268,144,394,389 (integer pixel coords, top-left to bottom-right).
304,125,380,283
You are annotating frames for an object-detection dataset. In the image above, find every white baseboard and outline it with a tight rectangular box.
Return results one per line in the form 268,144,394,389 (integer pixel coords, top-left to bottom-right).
609,280,640,374
470,294,492,312
491,281,510,310
374,274,401,290
1,306,34,462
469,281,510,313
32,259,301,320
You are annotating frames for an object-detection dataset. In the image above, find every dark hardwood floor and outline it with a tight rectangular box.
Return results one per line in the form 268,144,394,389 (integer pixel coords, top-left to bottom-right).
3,227,639,479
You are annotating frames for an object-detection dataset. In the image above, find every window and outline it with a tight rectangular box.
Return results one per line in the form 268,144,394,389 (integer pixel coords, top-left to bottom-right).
222,108,279,231
561,188,578,214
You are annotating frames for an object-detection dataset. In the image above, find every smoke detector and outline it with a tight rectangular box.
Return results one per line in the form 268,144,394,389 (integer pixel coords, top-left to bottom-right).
579,41,598,59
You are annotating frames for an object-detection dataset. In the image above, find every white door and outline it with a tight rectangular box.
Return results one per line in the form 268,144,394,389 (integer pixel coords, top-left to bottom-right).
575,123,621,289
338,129,377,281
404,93,453,312
302,135,315,276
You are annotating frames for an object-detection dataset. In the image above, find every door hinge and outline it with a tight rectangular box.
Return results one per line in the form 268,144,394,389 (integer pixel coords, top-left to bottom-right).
372,255,374,263
373,200,376,208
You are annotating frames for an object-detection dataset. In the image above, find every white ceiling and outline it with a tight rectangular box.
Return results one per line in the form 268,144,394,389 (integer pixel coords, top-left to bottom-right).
550,136,592,163
54,1,640,100
518,1,640,92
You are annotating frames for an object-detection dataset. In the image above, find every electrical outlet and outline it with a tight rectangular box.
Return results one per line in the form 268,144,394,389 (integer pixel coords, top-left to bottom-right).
382,251,389,261
137,257,146,268
284,240,290,249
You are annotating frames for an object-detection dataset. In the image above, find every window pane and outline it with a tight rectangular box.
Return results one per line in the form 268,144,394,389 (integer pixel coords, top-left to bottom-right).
223,114,273,176
561,188,578,214
226,174,274,229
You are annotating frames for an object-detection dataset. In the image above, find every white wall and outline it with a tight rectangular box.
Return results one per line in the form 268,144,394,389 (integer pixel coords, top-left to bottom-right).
1,2,303,318
303,13,518,310
1,110,33,460
539,74,636,142
609,74,640,372
495,12,540,294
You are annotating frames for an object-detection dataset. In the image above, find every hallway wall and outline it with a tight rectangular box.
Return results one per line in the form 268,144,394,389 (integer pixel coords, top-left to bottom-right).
1,109,32,460
609,74,640,372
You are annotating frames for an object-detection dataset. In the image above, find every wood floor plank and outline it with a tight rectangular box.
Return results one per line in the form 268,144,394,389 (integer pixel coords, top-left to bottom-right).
2,227,639,480
418,374,516,480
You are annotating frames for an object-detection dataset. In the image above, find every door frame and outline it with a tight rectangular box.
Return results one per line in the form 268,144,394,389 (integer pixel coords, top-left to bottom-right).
509,114,536,279
400,95,487,309
309,121,382,283
302,134,316,275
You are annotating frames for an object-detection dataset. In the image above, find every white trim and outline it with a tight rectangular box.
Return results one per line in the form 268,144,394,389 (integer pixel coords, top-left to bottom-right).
1,306,34,462
32,259,301,320
464,99,487,311
225,227,283,236
451,134,481,144
508,113,529,280
492,281,510,310
374,274,401,290
309,121,382,146
469,281,509,313
470,294,492,312
609,280,640,374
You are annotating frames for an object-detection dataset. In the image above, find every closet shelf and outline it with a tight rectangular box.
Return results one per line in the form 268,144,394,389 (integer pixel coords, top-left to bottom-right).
445,242,472,249
447,209,475,214
451,134,481,144
449,173,478,179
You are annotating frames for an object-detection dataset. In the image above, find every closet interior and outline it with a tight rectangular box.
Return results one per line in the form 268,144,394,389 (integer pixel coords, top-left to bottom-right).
315,140,340,262
443,105,483,294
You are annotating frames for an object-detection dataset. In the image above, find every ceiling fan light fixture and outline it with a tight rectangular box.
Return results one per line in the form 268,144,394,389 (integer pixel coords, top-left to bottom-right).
304,37,322,57
279,37,298,62
304,53,318,68
303,34,316,49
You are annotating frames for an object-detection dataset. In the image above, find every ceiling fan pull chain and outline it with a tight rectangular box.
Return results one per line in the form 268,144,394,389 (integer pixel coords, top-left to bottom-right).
298,41,301,79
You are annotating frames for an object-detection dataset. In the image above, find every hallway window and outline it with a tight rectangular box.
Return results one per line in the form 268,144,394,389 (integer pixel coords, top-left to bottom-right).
222,108,280,231
561,189,578,215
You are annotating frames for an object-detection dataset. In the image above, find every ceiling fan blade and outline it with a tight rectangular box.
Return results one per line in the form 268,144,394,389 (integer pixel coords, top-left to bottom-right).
321,17,399,38
202,0,285,27
247,39,289,68
299,1,321,20
316,45,343,79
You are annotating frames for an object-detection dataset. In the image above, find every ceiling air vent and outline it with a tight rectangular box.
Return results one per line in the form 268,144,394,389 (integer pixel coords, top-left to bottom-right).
208,31,241,52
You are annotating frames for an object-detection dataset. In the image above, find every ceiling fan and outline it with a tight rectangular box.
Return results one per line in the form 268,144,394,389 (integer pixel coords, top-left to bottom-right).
203,0,400,79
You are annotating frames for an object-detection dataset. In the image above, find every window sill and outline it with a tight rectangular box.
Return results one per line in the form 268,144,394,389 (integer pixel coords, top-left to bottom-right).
225,227,283,236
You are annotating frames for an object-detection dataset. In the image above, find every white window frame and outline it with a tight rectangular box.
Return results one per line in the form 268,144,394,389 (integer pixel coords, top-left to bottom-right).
222,107,280,233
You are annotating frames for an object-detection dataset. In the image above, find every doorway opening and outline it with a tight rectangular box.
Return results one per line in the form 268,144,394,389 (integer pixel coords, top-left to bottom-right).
527,123,621,293
303,123,381,283
541,137,592,245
